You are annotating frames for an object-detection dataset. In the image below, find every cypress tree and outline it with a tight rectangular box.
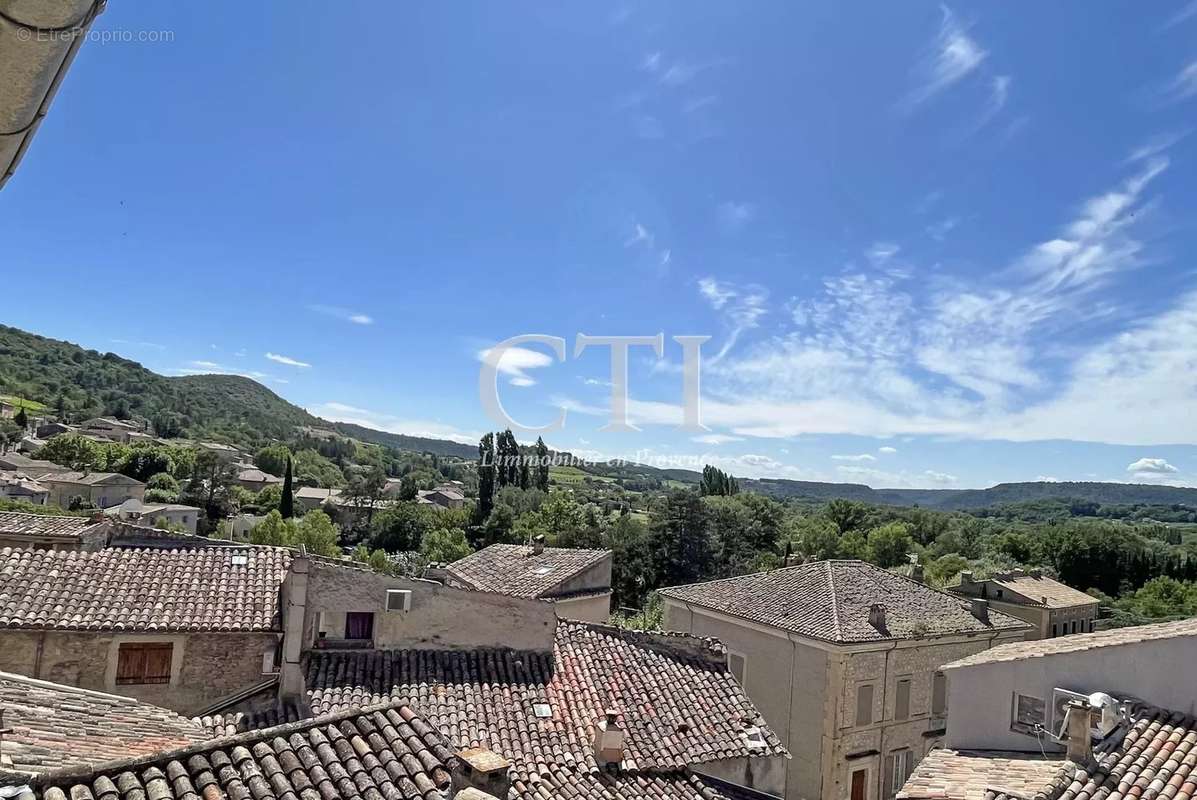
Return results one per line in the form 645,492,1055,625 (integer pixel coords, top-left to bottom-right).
477,433,496,521
534,437,550,491
280,456,294,519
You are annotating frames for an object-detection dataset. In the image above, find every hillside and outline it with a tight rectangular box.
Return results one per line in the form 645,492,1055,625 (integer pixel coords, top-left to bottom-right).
0,325,474,457
744,478,1197,510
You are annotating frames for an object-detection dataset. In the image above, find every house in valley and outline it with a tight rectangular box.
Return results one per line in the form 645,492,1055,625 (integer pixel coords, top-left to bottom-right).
441,539,613,622
77,417,147,444
104,498,202,534
660,560,1031,800
416,485,467,509
0,453,68,477
38,471,145,509
949,569,1099,640
0,471,48,505
234,467,283,493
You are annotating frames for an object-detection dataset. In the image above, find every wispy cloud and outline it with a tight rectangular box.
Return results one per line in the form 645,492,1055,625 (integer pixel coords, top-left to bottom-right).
1127,131,1189,163
718,201,755,233
866,242,900,266
624,222,672,273
1167,60,1197,101
903,6,988,108
692,433,745,445
265,352,312,368
878,446,899,454
111,338,165,351
1161,0,1197,31
308,305,374,325
926,217,960,241
832,453,877,462
309,401,482,445
697,277,769,363
477,345,555,387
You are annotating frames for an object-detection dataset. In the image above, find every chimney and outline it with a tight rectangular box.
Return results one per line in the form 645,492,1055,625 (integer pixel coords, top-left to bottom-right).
88,510,106,524
969,598,989,623
1063,699,1093,763
593,708,625,767
532,534,545,556
868,603,887,630
452,747,511,799
911,563,925,584
959,571,974,585
1029,568,1043,579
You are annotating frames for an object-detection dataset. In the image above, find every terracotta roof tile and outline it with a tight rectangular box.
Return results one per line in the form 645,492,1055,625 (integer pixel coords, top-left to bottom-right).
0,546,291,632
17,702,456,800
660,560,1029,643
898,749,1067,800
0,672,208,775
446,544,610,599
0,511,104,541
303,621,785,782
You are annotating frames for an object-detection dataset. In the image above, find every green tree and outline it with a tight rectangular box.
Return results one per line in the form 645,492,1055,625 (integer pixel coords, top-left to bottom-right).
699,465,739,496
605,514,652,608
794,516,841,561
13,407,28,429
250,510,292,546
118,445,176,482
534,437,550,491
476,433,496,522
421,527,473,563
254,444,291,477
650,490,714,588
866,521,915,567
292,510,340,556
826,499,867,534
39,433,103,471
280,456,295,519
370,503,437,552
398,475,418,501
255,483,283,514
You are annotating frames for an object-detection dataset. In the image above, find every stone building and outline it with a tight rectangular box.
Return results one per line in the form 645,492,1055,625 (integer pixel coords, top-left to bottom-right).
900,618,1197,800
441,539,613,622
0,471,48,505
38,471,145,510
0,510,110,550
660,560,1031,800
949,569,1099,640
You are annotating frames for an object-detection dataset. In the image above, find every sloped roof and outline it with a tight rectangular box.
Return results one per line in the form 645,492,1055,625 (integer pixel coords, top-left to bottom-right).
236,468,282,483
302,621,785,787
899,701,1197,800
0,671,207,775
445,543,610,599
980,571,1097,609
944,617,1197,669
0,471,47,494
39,471,143,487
13,702,456,800
0,511,103,540
659,560,1029,644
0,546,291,632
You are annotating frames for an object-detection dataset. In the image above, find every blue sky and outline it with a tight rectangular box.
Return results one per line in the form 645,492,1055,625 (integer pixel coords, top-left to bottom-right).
4,2,1197,489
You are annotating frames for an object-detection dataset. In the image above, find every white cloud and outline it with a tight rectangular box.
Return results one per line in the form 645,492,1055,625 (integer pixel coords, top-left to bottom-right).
1127,457,1178,474
903,6,987,107
923,470,958,485
878,446,899,454
640,52,662,73
718,202,755,232
1162,0,1197,29
832,453,877,462
661,61,699,86
1036,476,1061,483
926,217,959,241
477,345,555,387
1169,60,1197,100
697,278,768,363
189,360,221,369
111,338,165,350
1127,131,1188,163
265,352,312,368
866,242,900,266
692,433,745,445
308,305,374,325
309,401,482,445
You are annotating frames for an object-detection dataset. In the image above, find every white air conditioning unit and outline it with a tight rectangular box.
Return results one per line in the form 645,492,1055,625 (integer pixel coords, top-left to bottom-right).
1051,688,1121,740
385,589,412,612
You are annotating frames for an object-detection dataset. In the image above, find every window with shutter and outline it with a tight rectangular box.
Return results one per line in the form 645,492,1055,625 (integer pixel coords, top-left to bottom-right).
895,678,911,720
931,672,947,716
728,651,746,683
856,684,874,726
116,643,173,685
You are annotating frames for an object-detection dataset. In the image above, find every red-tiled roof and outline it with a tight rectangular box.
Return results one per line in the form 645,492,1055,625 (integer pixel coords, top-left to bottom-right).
0,546,291,632
20,702,456,800
446,543,610,599
303,621,785,788
660,560,1029,643
944,617,1197,669
0,671,208,775
0,511,103,540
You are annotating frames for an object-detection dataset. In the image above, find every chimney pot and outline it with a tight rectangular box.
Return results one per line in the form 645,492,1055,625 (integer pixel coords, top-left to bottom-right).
960,571,974,585
594,708,625,766
532,535,545,556
970,598,989,623
1030,568,1043,579
868,603,887,630
1064,700,1094,763
453,747,511,798
911,564,925,583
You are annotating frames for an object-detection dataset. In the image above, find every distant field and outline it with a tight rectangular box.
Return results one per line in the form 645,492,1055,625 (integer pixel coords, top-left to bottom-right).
0,395,46,411
550,465,616,485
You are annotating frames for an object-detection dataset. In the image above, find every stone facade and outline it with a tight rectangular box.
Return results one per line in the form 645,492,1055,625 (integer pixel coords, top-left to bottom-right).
0,630,279,715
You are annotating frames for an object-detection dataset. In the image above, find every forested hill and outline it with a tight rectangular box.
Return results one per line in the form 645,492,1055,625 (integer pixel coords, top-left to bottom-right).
0,324,475,457
744,478,1197,510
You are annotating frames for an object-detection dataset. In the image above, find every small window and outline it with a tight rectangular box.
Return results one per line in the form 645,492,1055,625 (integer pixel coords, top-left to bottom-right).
1052,623,1058,637
895,678,911,720
116,642,173,685
728,651,746,683
996,589,1004,598
885,749,913,798
931,672,947,716
1011,692,1046,735
345,612,375,640
856,684,874,726
533,703,552,718
1070,620,1077,634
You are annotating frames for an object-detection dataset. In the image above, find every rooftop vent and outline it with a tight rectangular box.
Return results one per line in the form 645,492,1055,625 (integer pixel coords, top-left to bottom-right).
741,724,767,751
230,553,249,566
453,747,512,799
593,708,625,767
385,589,412,612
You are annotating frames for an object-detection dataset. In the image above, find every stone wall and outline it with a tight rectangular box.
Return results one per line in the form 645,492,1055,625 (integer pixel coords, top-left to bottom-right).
552,592,611,623
0,629,279,715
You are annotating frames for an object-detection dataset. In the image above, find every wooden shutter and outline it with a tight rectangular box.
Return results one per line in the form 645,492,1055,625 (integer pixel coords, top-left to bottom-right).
895,679,911,721
856,684,874,726
932,672,947,715
883,754,895,799
116,643,173,685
